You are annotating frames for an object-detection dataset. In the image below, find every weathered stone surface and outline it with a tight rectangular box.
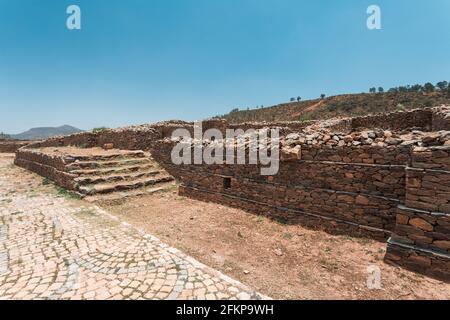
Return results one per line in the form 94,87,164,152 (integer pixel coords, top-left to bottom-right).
409,218,434,232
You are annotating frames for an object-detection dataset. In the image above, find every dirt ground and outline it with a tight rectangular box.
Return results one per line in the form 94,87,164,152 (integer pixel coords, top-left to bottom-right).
36,146,145,157
100,187,450,300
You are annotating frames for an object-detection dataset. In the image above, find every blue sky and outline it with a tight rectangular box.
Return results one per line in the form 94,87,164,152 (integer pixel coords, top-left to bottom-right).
1,0,449,133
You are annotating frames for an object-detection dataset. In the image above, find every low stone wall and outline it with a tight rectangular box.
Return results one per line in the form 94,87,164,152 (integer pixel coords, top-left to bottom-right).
180,185,390,240
385,144,450,282
301,145,410,165
432,105,450,131
0,141,30,153
150,140,402,240
351,109,433,131
405,167,450,213
385,206,450,282
14,149,77,190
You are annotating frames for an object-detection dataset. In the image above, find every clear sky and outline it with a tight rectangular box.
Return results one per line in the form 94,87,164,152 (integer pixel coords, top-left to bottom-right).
1,0,449,133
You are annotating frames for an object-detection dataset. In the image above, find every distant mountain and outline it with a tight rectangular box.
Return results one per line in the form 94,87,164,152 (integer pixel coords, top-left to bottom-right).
0,132,11,140
10,125,83,141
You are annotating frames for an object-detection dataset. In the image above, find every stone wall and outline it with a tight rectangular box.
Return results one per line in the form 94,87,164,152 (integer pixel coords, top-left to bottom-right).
351,109,433,131
150,140,402,241
385,144,450,282
432,105,450,131
14,149,77,190
13,106,450,282
0,140,30,153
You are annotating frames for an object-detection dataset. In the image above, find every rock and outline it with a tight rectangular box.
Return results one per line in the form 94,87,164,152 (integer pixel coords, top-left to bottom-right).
237,292,251,300
422,133,441,146
274,248,283,256
384,131,393,138
409,218,434,232
344,135,353,143
286,133,300,140
433,240,450,250
355,195,370,205
397,214,409,225
103,143,114,150
281,145,301,161
385,138,401,146
243,270,250,275
352,141,361,146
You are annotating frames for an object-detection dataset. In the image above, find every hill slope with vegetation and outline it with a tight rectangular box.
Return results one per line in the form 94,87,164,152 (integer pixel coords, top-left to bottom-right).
215,81,450,123
10,125,83,141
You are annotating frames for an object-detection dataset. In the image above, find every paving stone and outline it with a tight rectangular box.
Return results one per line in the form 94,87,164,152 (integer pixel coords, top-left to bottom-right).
0,156,267,300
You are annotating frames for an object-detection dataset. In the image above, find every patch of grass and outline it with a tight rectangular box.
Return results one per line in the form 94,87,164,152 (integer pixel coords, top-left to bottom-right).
55,186,81,200
92,127,109,134
76,208,97,216
282,232,293,240
357,238,372,245
42,177,51,185
275,217,289,225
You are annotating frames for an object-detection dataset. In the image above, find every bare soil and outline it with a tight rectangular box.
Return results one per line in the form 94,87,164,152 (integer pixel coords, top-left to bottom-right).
100,188,450,300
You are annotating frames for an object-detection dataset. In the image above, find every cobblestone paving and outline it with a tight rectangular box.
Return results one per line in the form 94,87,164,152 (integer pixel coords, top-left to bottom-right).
0,155,266,300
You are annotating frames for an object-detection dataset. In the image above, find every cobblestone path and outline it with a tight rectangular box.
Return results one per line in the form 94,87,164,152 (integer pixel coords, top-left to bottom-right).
0,155,265,300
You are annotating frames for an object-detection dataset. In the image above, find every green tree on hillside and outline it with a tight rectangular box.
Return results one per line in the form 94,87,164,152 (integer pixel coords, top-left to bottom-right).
320,94,326,99
424,82,435,93
410,84,423,92
369,87,376,93
378,87,384,93
437,81,448,91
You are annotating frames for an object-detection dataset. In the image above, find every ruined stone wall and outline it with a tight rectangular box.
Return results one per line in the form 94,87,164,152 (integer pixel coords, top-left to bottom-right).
385,145,450,282
432,106,450,131
13,106,450,282
14,149,77,190
150,140,406,241
0,140,30,153
351,109,433,131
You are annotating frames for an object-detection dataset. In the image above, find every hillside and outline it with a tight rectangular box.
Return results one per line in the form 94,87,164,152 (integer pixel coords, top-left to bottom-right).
216,91,450,123
10,125,83,141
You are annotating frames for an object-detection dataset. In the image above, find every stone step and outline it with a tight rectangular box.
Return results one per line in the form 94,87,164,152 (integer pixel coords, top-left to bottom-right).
84,181,178,203
69,163,155,176
74,169,162,185
66,158,151,171
78,175,174,195
67,150,146,162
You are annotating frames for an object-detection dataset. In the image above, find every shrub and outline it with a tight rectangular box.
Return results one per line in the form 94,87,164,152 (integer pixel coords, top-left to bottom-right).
92,127,108,133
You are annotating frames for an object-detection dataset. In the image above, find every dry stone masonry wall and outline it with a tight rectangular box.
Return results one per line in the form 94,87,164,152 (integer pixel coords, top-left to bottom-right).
0,140,30,153
13,106,450,282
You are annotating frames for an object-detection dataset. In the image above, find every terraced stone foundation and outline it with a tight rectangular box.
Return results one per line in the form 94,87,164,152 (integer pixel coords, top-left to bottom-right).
12,105,450,282
15,147,175,200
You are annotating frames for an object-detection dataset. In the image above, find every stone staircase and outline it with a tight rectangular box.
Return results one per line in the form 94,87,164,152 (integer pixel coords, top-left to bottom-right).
65,150,175,201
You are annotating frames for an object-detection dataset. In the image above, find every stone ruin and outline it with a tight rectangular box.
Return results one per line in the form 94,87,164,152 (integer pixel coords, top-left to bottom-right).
0,140,30,153
7,106,450,283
